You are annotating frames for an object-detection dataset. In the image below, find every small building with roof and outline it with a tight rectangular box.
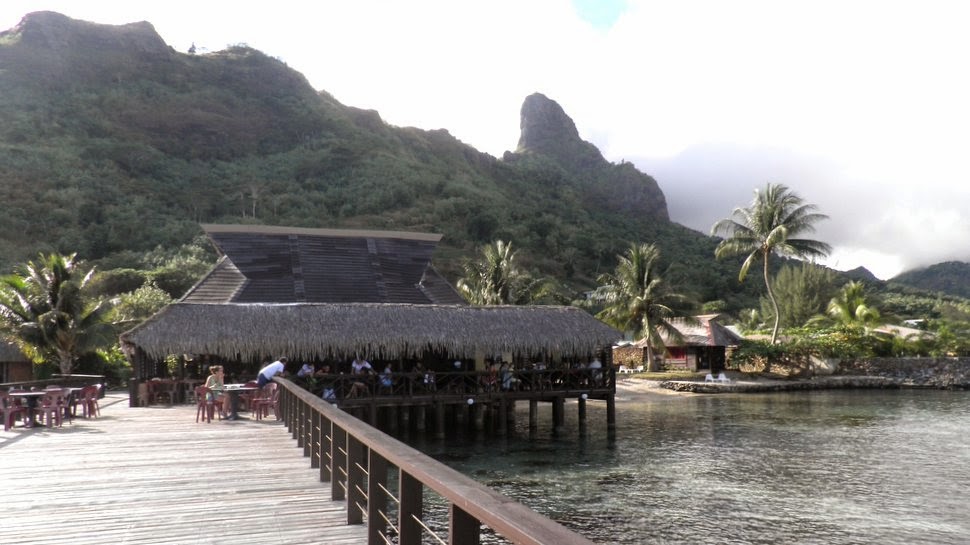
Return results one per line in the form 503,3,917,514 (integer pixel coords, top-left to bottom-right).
614,314,742,373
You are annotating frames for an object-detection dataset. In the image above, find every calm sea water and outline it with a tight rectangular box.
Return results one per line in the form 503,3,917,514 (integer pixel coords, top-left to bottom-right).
408,390,970,544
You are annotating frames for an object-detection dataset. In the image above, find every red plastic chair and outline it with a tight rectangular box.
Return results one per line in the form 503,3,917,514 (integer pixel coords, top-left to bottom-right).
38,388,70,427
195,386,223,423
252,383,280,421
71,385,101,418
1,391,27,431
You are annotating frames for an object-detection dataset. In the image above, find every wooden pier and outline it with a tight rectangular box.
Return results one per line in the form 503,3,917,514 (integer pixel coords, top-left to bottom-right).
1,392,366,545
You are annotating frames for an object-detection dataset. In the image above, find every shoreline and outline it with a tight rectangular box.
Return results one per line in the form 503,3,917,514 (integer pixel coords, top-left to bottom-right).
614,375,966,402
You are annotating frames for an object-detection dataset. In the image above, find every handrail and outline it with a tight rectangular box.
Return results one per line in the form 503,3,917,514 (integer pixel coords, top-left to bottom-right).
275,376,596,545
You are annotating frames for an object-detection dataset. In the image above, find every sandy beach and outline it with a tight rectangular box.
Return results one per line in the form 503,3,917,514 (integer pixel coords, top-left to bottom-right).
614,376,696,402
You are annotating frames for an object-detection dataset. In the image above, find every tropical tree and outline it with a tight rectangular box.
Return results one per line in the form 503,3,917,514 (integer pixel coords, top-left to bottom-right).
826,281,881,330
760,262,839,329
591,242,693,371
0,253,116,375
711,183,832,344
456,240,554,305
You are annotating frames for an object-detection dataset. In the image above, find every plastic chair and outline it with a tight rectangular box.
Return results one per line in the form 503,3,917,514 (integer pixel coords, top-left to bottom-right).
704,373,715,382
38,388,70,427
716,372,731,384
195,386,222,423
1,391,27,431
237,381,260,412
252,383,280,421
71,384,101,418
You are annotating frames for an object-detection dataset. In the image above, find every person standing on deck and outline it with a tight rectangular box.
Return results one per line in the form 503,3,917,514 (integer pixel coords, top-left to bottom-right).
257,357,287,387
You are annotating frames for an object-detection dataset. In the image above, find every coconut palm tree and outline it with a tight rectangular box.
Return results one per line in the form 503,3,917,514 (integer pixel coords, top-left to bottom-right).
592,242,692,371
712,183,831,344
827,281,881,330
0,253,115,375
456,240,557,305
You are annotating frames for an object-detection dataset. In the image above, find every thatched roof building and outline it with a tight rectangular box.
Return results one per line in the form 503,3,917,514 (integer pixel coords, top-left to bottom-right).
121,225,620,377
122,302,620,363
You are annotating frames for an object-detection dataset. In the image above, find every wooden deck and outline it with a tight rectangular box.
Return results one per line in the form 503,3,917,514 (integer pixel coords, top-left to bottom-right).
1,392,366,545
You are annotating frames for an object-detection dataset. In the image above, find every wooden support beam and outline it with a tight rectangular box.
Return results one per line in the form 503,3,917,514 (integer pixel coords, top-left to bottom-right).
399,471,423,545
450,504,481,545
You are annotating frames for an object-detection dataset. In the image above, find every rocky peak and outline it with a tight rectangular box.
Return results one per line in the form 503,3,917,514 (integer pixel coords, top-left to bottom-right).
517,92,606,171
513,92,669,220
4,11,169,56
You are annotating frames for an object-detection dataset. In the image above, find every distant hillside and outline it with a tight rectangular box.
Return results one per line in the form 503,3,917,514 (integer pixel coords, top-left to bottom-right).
891,261,970,299
0,11,769,309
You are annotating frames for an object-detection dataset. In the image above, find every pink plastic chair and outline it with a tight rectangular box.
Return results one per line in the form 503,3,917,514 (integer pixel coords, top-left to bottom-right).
1,391,27,431
38,388,70,427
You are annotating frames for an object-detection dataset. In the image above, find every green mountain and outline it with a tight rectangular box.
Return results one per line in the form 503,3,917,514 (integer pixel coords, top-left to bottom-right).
891,261,970,299
0,11,768,308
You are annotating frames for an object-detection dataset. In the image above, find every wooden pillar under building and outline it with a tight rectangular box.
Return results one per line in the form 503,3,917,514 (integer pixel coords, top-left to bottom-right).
387,406,399,434
606,394,616,431
498,397,507,436
552,397,565,434
578,396,587,425
415,405,426,432
369,402,379,427
434,402,446,439
529,399,538,431
472,403,485,431
506,399,516,429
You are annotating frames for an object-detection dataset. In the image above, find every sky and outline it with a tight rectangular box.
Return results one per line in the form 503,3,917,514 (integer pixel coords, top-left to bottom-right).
3,1,969,279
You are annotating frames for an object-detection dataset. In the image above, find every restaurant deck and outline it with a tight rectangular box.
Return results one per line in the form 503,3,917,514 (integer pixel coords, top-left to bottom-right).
0,392,366,545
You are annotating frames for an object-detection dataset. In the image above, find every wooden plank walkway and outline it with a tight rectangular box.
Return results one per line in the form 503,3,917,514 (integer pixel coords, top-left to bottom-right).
0,392,366,545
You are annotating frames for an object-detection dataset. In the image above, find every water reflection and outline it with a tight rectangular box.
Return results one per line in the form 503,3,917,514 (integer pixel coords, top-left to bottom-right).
410,391,970,544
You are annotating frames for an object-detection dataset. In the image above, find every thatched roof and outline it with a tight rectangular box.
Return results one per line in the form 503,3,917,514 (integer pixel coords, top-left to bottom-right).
121,302,621,362
636,314,742,348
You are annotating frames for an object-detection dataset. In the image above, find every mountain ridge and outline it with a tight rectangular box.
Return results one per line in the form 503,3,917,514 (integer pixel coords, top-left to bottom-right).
1,11,966,312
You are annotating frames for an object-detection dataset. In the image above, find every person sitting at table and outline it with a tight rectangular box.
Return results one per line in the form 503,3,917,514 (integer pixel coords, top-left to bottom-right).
378,362,394,394
346,355,374,398
297,362,315,378
204,365,230,418
257,357,288,387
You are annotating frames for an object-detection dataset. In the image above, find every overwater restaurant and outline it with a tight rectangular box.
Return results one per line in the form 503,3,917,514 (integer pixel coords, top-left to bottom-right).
120,225,621,421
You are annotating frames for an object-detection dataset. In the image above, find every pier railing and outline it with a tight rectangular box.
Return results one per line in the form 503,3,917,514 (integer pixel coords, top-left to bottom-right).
276,376,596,545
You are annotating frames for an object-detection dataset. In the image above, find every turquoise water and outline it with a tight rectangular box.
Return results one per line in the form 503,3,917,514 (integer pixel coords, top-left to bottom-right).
410,390,970,544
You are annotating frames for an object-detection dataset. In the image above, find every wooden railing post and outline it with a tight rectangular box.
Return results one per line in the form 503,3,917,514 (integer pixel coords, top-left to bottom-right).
367,450,388,544
399,471,422,545
331,426,347,501
320,414,332,482
450,504,480,545
309,410,320,467
346,435,366,525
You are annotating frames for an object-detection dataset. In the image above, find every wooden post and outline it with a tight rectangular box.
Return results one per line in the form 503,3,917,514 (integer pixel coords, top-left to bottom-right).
578,395,587,425
320,415,332,482
529,399,538,432
606,393,616,431
415,405,426,432
346,435,366,525
434,402,446,439
309,410,320,468
399,471,423,545
369,401,379,427
473,403,484,431
450,504,481,545
368,450,389,543
331,426,347,501
387,406,398,434
498,397,507,436
553,397,565,434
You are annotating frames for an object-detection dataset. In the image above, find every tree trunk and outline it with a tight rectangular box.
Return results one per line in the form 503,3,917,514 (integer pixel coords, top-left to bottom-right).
764,251,781,344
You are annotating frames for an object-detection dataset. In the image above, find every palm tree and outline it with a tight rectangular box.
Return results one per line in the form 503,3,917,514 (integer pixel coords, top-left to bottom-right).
457,240,553,305
592,243,692,371
827,281,881,330
712,183,831,344
0,253,115,375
